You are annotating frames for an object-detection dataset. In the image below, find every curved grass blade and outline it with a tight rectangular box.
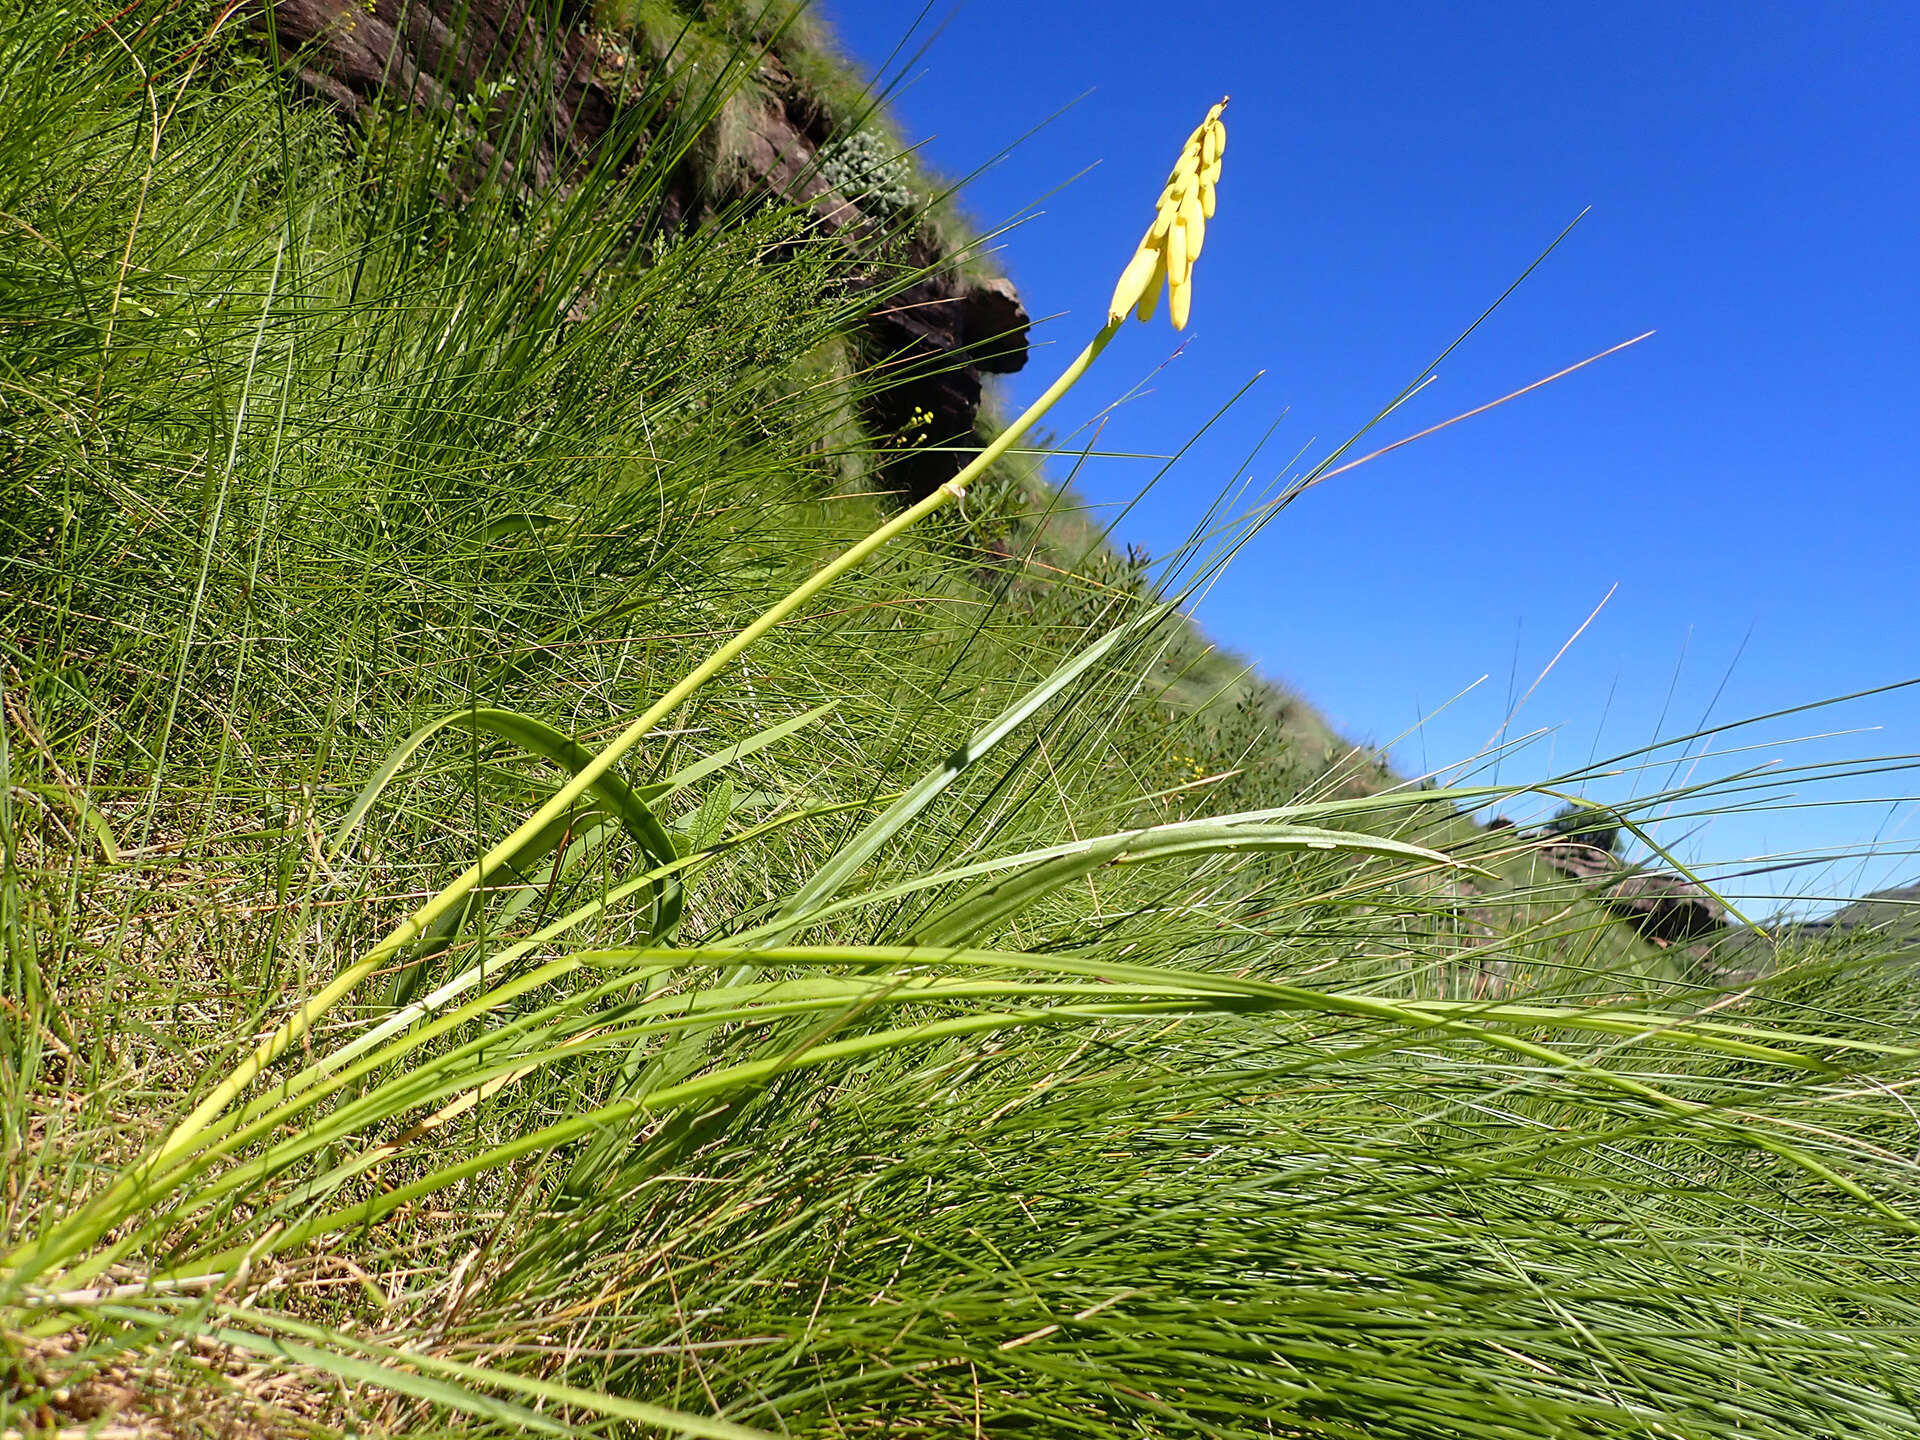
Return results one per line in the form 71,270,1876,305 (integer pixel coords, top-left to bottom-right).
910,820,1485,945
734,812,1490,947
159,942,1919,1274
328,705,683,941
329,706,676,866
18,782,120,861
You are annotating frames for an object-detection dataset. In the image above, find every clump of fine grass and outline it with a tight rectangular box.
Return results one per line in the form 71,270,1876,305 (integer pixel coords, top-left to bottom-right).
6,7,1920,1440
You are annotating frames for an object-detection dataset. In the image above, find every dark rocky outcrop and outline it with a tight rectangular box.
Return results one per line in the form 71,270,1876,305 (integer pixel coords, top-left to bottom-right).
1529,808,1920,971
1534,838,1730,947
857,271,1030,499
256,0,1028,499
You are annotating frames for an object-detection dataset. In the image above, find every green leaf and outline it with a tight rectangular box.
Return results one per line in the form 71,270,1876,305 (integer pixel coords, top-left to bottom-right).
330,707,669,862
468,511,566,545
634,700,837,804
687,774,735,853
776,611,1165,923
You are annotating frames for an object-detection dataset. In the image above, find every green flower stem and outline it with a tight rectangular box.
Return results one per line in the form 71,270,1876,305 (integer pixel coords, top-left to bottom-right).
21,319,1122,1283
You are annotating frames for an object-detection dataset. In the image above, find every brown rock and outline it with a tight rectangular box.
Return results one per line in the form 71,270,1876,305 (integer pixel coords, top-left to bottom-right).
858,269,1033,498
966,277,1032,375
1537,840,1728,945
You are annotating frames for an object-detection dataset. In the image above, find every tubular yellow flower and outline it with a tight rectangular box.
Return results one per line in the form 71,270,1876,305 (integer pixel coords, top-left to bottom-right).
1108,99,1228,331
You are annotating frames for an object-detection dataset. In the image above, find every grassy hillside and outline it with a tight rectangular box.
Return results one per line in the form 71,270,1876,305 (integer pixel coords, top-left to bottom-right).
5,5,1920,1437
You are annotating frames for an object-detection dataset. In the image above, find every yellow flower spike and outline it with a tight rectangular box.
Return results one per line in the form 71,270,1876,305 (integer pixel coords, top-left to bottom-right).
1106,97,1228,331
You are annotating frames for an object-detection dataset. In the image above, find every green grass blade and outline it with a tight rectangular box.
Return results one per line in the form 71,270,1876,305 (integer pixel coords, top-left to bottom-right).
98,1305,778,1439
910,821,1485,944
774,609,1168,923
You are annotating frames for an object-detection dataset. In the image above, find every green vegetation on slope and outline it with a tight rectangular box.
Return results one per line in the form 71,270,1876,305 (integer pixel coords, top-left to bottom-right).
4,6,1920,1437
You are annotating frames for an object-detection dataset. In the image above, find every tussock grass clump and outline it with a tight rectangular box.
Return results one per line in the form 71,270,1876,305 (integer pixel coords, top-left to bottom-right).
5,7,1920,1439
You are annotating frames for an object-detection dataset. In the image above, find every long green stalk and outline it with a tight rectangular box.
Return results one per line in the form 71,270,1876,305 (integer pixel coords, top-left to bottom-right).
1,321,1121,1294
145,321,1118,1157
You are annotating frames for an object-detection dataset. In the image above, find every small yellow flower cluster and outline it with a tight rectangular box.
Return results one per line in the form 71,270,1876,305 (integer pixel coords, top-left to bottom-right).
1108,99,1228,332
894,404,935,448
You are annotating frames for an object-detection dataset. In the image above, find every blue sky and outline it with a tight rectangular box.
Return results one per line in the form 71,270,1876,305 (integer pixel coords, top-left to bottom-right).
819,1,1919,913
